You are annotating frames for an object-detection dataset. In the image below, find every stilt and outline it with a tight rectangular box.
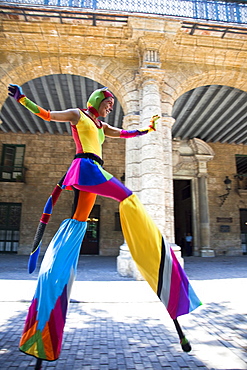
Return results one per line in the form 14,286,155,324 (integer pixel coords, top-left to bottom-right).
173,319,192,352
35,358,42,369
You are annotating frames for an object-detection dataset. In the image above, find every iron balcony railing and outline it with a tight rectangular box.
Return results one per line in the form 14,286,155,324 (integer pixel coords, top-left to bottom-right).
1,0,247,24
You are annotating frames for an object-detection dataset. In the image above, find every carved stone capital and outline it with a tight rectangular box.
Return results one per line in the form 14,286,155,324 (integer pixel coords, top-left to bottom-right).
135,68,164,88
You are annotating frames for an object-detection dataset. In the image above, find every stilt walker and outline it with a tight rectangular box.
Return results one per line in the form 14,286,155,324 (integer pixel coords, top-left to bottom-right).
8,84,201,368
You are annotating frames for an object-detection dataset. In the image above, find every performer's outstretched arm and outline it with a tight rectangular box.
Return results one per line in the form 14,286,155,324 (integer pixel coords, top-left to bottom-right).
8,84,160,133
103,114,160,138
8,84,80,124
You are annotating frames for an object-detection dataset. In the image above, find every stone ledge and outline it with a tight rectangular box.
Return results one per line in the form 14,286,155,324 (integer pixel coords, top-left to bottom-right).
201,249,215,257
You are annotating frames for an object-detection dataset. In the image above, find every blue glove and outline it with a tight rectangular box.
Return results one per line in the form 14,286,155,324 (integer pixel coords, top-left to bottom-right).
8,84,25,101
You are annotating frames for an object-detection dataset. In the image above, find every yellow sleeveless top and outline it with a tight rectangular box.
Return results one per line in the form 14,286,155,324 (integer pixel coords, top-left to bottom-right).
72,110,105,158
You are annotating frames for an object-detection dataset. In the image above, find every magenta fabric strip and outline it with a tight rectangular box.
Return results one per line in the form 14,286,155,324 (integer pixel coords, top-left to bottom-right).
74,177,132,202
63,159,80,186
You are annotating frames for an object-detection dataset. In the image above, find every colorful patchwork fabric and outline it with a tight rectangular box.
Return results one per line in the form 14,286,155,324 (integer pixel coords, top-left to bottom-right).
63,157,132,202
120,115,159,138
71,110,105,159
63,157,112,186
120,194,202,319
19,96,51,121
19,219,87,361
120,128,150,138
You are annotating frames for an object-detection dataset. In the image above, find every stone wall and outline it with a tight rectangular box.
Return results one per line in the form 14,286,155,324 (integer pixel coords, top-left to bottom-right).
172,138,246,256
0,132,125,255
207,142,247,255
1,131,247,257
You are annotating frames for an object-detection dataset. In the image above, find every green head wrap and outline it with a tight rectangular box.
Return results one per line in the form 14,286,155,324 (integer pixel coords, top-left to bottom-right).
87,87,114,117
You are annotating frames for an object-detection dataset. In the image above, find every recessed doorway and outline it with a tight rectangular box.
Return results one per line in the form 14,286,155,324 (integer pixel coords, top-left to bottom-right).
239,208,247,255
80,204,100,255
173,179,193,256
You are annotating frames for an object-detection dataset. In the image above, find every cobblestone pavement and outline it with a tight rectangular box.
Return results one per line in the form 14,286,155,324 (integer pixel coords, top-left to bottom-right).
0,254,247,370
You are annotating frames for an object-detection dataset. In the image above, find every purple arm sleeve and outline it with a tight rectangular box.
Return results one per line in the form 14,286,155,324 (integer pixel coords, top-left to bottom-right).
120,129,149,138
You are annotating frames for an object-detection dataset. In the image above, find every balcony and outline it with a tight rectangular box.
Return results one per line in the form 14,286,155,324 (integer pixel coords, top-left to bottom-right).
1,0,246,25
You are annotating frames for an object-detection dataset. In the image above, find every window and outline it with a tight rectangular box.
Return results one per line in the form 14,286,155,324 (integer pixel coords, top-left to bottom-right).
0,203,22,252
235,155,247,190
115,212,122,231
236,155,247,175
0,144,26,182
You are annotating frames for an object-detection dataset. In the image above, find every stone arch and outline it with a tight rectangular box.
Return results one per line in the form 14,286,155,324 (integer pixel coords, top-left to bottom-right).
1,55,138,115
163,68,247,104
189,138,215,156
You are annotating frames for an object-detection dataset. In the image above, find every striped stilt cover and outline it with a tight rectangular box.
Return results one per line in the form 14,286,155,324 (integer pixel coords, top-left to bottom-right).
120,194,202,319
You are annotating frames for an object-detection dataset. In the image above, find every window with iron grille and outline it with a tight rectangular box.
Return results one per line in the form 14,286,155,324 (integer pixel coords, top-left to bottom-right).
235,155,247,190
0,203,22,253
0,144,26,182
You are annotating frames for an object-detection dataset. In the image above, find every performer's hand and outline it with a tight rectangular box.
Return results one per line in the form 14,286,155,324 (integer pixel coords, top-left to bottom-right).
8,84,25,101
149,115,160,131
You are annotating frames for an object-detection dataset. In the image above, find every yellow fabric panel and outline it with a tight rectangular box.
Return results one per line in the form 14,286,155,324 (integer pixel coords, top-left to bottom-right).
76,111,104,158
25,342,38,357
119,194,162,292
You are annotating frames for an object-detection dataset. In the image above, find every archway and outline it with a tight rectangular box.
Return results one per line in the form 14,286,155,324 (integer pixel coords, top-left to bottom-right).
172,138,215,256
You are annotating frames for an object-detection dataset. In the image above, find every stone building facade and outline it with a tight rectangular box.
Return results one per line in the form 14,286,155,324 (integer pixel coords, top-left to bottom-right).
1,6,247,259
0,131,126,256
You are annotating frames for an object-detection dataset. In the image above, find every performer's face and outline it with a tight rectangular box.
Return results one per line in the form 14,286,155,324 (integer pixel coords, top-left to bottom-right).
98,97,114,118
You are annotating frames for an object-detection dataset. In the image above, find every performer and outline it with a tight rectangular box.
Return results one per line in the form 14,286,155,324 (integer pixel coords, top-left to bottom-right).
8,83,201,365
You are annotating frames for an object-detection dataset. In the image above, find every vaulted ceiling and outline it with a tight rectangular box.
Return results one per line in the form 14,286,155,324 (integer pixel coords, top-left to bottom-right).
1,75,124,136
172,84,247,145
1,74,247,145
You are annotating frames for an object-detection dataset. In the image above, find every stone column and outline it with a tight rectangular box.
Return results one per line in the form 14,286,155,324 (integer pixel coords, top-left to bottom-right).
117,75,182,278
117,113,145,280
196,157,215,257
161,116,176,243
139,77,175,241
123,114,142,195
139,79,163,228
